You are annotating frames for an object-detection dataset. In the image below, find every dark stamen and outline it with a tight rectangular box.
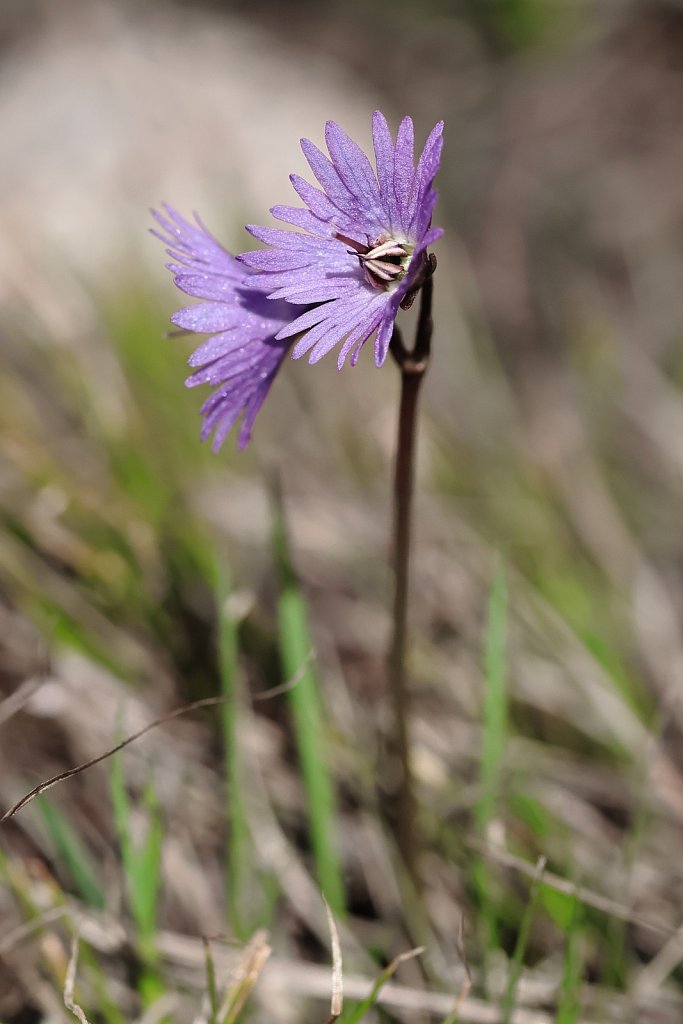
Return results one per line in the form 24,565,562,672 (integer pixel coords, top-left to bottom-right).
335,232,368,254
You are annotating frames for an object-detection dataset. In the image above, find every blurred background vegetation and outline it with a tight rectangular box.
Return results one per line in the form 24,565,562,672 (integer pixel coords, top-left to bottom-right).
2,1,683,1022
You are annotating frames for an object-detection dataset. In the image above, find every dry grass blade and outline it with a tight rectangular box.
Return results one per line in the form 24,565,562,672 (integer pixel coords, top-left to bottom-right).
0,907,68,957
154,934,623,1023
63,933,91,1024
251,649,315,700
442,914,473,1024
269,966,594,1024
218,929,272,1024
132,994,180,1024
1,695,232,821
1,670,305,822
0,675,45,727
467,839,675,938
323,897,343,1024
633,919,683,998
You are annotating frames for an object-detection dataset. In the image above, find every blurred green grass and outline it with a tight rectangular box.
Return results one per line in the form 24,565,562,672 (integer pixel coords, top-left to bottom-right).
1,270,679,1021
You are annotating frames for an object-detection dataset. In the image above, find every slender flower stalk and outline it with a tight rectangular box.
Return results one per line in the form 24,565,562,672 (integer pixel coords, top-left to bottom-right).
155,113,443,886
385,264,435,889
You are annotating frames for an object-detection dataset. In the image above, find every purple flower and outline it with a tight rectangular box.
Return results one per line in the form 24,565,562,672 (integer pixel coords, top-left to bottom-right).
151,204,294,450
237,111,443,369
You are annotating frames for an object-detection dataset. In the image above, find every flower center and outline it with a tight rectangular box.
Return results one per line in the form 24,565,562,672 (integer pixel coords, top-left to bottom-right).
335,233,414,291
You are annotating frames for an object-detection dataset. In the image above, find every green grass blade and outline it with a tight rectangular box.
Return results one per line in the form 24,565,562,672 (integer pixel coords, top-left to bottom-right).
132,777,164,944
39,801,104,909
474,561,508,958
203,936,219,1024
215,558,251,938
501,856,546,1024
556,892,584,1024
342,948,423,1024
478,560,508,832
271,493,345,916
110,742,133,880
111,748,163,947
110,747,164,1004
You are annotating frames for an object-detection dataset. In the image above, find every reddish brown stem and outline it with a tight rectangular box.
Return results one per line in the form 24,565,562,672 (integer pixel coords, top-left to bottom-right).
383,262,435,889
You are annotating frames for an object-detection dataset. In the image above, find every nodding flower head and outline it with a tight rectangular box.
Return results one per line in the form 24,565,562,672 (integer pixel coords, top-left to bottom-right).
237,111,443,369
154,113,443,450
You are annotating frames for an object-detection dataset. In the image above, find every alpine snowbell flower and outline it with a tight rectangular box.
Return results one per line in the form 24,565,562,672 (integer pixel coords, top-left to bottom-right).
238,111,444,368
152,204,294,450
153,112,444,885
